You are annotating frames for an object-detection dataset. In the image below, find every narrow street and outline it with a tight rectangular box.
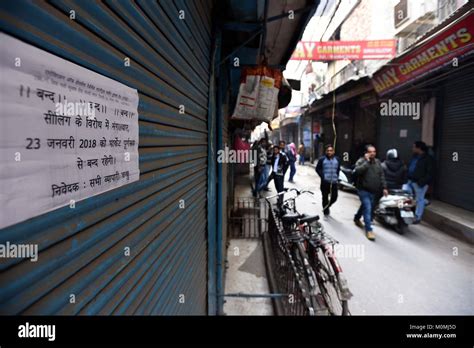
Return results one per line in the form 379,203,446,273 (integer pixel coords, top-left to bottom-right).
265,163,473,315
1,2,473,346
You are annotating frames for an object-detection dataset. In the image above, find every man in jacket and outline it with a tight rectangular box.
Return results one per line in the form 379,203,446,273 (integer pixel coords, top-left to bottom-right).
298,142,305,165
266,145,288,205
382,149,407,190
279,140,295,181
315,144,340,216
353,145,388,241
403,141,434,223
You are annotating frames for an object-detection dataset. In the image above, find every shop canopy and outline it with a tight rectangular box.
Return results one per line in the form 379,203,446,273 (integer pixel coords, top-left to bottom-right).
221,0,320,121
372,4,474,96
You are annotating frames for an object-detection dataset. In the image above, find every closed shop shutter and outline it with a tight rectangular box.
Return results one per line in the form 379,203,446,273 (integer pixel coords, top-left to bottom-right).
377,113,421,164
300,114,311,159
336,119,352,164
437,69,474,211
0,0,214,314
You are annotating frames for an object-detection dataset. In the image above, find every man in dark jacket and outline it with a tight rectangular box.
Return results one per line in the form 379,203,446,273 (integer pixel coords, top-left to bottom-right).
279,140,296,181
382,149,407,190
353,145,388,241
266,145,288,205
403,141,434,223
316,144,340,216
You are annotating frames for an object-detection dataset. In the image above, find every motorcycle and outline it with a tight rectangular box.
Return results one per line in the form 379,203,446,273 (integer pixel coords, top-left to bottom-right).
374,189,416,234
338,165,357,192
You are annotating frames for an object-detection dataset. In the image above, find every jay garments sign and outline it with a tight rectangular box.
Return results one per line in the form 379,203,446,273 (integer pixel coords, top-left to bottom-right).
372,10,474,96
291,40,397,60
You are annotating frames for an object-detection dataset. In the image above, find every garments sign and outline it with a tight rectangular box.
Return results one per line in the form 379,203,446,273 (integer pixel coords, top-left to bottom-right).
372,10,474,95
0,33,140,229
291,40,396,60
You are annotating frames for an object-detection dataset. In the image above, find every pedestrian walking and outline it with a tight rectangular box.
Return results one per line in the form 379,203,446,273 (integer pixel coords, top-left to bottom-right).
382,149,407,190
402,141,434,224
278,140,290,176
287,142,297,182
353,145,388,241
266,145,288,205
298,142,305,165
252,138,267,197
257,140,272,192
315,144,340,216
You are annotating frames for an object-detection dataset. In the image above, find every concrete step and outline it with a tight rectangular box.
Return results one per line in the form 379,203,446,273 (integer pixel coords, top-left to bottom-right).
423,200,474,245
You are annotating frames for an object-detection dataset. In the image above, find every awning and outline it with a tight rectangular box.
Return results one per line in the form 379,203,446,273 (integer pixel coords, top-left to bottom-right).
223,0,319,68
222,0,320,126
372,4,474,96
308,76,373,114
280,115,301,127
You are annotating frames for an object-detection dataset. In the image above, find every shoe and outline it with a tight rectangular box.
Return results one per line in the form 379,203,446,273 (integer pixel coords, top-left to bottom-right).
413,219,421,224
324,208,330,216
288,179,294,183
366,231,376,241
263,187,270,192
354,219,364,228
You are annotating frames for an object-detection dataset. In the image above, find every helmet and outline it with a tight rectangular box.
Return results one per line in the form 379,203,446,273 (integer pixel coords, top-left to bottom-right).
386,149,398,160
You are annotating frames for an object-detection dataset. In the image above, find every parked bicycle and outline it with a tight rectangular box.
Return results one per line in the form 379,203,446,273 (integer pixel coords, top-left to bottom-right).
266,188,352,315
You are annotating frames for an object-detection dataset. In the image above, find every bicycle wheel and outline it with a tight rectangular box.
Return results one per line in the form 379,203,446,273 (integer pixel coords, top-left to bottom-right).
292,242,328,315
288,243,311,310
311,246,349,316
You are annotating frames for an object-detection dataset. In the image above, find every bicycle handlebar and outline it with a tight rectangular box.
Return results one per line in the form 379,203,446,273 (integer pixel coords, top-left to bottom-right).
264,188,314,203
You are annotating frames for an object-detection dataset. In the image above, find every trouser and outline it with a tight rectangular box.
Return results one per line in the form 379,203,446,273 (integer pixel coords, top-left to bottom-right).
320,181,338,213
289,161,296,181
372,191,383,220
267,172,285,205
253,166,261,195
257,164,271,191
403,180,429,220
299,155,305,165
355,189,375,232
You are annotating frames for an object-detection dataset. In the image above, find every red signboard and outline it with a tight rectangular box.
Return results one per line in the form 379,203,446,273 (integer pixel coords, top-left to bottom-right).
372,10,474,96
291,40,397,60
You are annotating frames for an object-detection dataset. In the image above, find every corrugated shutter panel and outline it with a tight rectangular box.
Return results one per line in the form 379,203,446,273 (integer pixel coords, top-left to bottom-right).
437,68,474,211
377,113,421,164
0,0,214,314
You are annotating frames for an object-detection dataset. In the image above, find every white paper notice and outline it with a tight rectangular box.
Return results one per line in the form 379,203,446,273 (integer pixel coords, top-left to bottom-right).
0,33,140,229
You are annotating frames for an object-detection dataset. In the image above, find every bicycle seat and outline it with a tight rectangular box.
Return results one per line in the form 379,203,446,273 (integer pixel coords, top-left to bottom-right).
281,213,302,223
299,214,320,224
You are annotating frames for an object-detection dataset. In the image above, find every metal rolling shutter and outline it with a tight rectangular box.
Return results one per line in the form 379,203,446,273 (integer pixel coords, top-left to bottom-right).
377,114,421,164
437,69,474,211
0,0,214,314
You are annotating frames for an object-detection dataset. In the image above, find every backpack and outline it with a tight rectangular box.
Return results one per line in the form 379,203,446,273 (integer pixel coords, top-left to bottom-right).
286,146,296,162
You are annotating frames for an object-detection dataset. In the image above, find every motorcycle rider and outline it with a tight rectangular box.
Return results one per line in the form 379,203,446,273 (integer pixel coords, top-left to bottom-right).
382,149,407,190
403,141,434,224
